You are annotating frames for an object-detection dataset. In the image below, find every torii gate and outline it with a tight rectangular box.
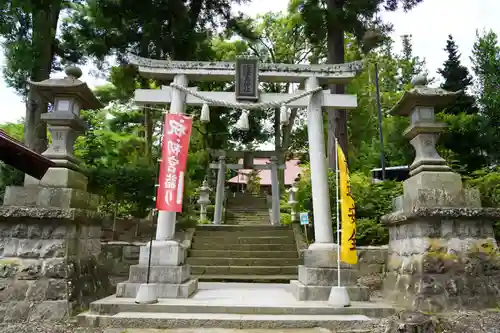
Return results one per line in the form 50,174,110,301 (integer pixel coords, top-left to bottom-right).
129,54,362,251
208,149,286,226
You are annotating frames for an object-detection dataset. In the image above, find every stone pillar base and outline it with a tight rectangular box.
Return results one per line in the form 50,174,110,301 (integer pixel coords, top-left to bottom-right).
290,249,370,302
116,241,198,299
290,280,369,301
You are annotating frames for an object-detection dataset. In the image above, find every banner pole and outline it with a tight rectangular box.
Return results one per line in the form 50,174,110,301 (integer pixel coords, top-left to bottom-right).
335,138,341,288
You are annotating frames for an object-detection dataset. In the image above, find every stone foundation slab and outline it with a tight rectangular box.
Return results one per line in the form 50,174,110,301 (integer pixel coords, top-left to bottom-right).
303,249,354,269
298,265,358,286
290,280,369,301
139,241,186,266
116,278,198,298
128,264,190,284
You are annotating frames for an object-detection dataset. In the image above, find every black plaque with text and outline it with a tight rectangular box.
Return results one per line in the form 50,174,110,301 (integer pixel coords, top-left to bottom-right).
235,57,259,101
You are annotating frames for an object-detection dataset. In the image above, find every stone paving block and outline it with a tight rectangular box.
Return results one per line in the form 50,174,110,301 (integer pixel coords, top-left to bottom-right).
290,280,369,301
116,278,198,298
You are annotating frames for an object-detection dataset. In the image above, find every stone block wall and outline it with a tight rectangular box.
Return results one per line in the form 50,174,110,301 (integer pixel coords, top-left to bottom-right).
101,217,154,242
384,216,500,311
0,208,113,322
356,246,388,295
99,242,142,289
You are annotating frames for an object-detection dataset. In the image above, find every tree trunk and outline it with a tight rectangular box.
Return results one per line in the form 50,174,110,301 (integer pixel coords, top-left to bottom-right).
326,0,348,169
139,37,152,161
26,0,62,153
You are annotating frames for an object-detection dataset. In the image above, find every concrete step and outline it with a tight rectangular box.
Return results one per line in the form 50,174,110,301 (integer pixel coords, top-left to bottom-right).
194,274,298,283
225,218,270,223
226,213,269,218
192,236,295,245
191,265,298,275
191,242,297,251
227,205,268,209
195,225,291,231
188,250,299,258
80,312,373,330
87,295,393,318
227,208,268,212
186,257,302,266
194,229,292,237
226,216,268,220
99,329,373,333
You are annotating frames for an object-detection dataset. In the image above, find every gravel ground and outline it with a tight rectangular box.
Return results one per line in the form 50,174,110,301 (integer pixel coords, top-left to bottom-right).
1,312,499,333
0,320,104,333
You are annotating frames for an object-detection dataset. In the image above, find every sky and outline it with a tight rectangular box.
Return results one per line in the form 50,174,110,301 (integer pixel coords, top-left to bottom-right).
0,0,498,124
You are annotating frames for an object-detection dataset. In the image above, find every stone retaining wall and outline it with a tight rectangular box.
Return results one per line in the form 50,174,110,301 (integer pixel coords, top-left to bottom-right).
0,208,113,322
356,246,388,295
99,241,142,290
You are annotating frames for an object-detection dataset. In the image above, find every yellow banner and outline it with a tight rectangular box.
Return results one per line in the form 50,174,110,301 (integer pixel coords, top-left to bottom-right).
337,143,358,265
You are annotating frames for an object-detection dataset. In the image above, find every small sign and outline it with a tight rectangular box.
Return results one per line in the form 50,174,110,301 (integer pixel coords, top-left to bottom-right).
235,57,259,101
300,212,309,225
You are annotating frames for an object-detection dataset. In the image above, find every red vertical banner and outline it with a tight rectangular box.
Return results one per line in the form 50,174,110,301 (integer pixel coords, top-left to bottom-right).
156,113,193,212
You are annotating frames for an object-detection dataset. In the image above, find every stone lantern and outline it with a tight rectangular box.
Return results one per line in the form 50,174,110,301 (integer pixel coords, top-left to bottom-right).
24,66,103,190
381,75,500,312
286,181,299,222
0,66,107,321
197,180,211,221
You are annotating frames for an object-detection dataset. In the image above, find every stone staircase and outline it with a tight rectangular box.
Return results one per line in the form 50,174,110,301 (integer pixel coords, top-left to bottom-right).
187,224,299,282
225,192,270,225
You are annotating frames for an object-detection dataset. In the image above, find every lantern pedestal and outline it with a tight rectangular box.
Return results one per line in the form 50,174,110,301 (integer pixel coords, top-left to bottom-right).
116,240,198,299
24,167,89,191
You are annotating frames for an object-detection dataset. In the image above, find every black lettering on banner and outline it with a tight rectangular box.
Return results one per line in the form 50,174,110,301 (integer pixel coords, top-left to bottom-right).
348,206,356,219
346,184,353,197
348,229,356,251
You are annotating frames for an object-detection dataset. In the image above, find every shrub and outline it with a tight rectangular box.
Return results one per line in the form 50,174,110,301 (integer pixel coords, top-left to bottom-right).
295,165,402,246
465,169,500,240
280,212,292,225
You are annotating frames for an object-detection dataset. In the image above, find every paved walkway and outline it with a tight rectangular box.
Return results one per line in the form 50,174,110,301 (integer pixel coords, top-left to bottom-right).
104,329,332,333
94,282,390,311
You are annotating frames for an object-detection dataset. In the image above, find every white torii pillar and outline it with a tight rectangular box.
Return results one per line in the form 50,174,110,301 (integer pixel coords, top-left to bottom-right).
213,156,226,225
305,77,334,250
270,156,281,226
156,74,188,241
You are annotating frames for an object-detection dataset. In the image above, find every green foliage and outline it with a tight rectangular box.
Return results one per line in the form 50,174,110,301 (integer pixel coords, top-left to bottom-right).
466,169,500,240
175,215,198,231
246,170,261,195
280,213,292,225
356,218,389,246
471,30,500,165
0,122,25,204
466,169,500,208
435,34,486,174
295,165,401,246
